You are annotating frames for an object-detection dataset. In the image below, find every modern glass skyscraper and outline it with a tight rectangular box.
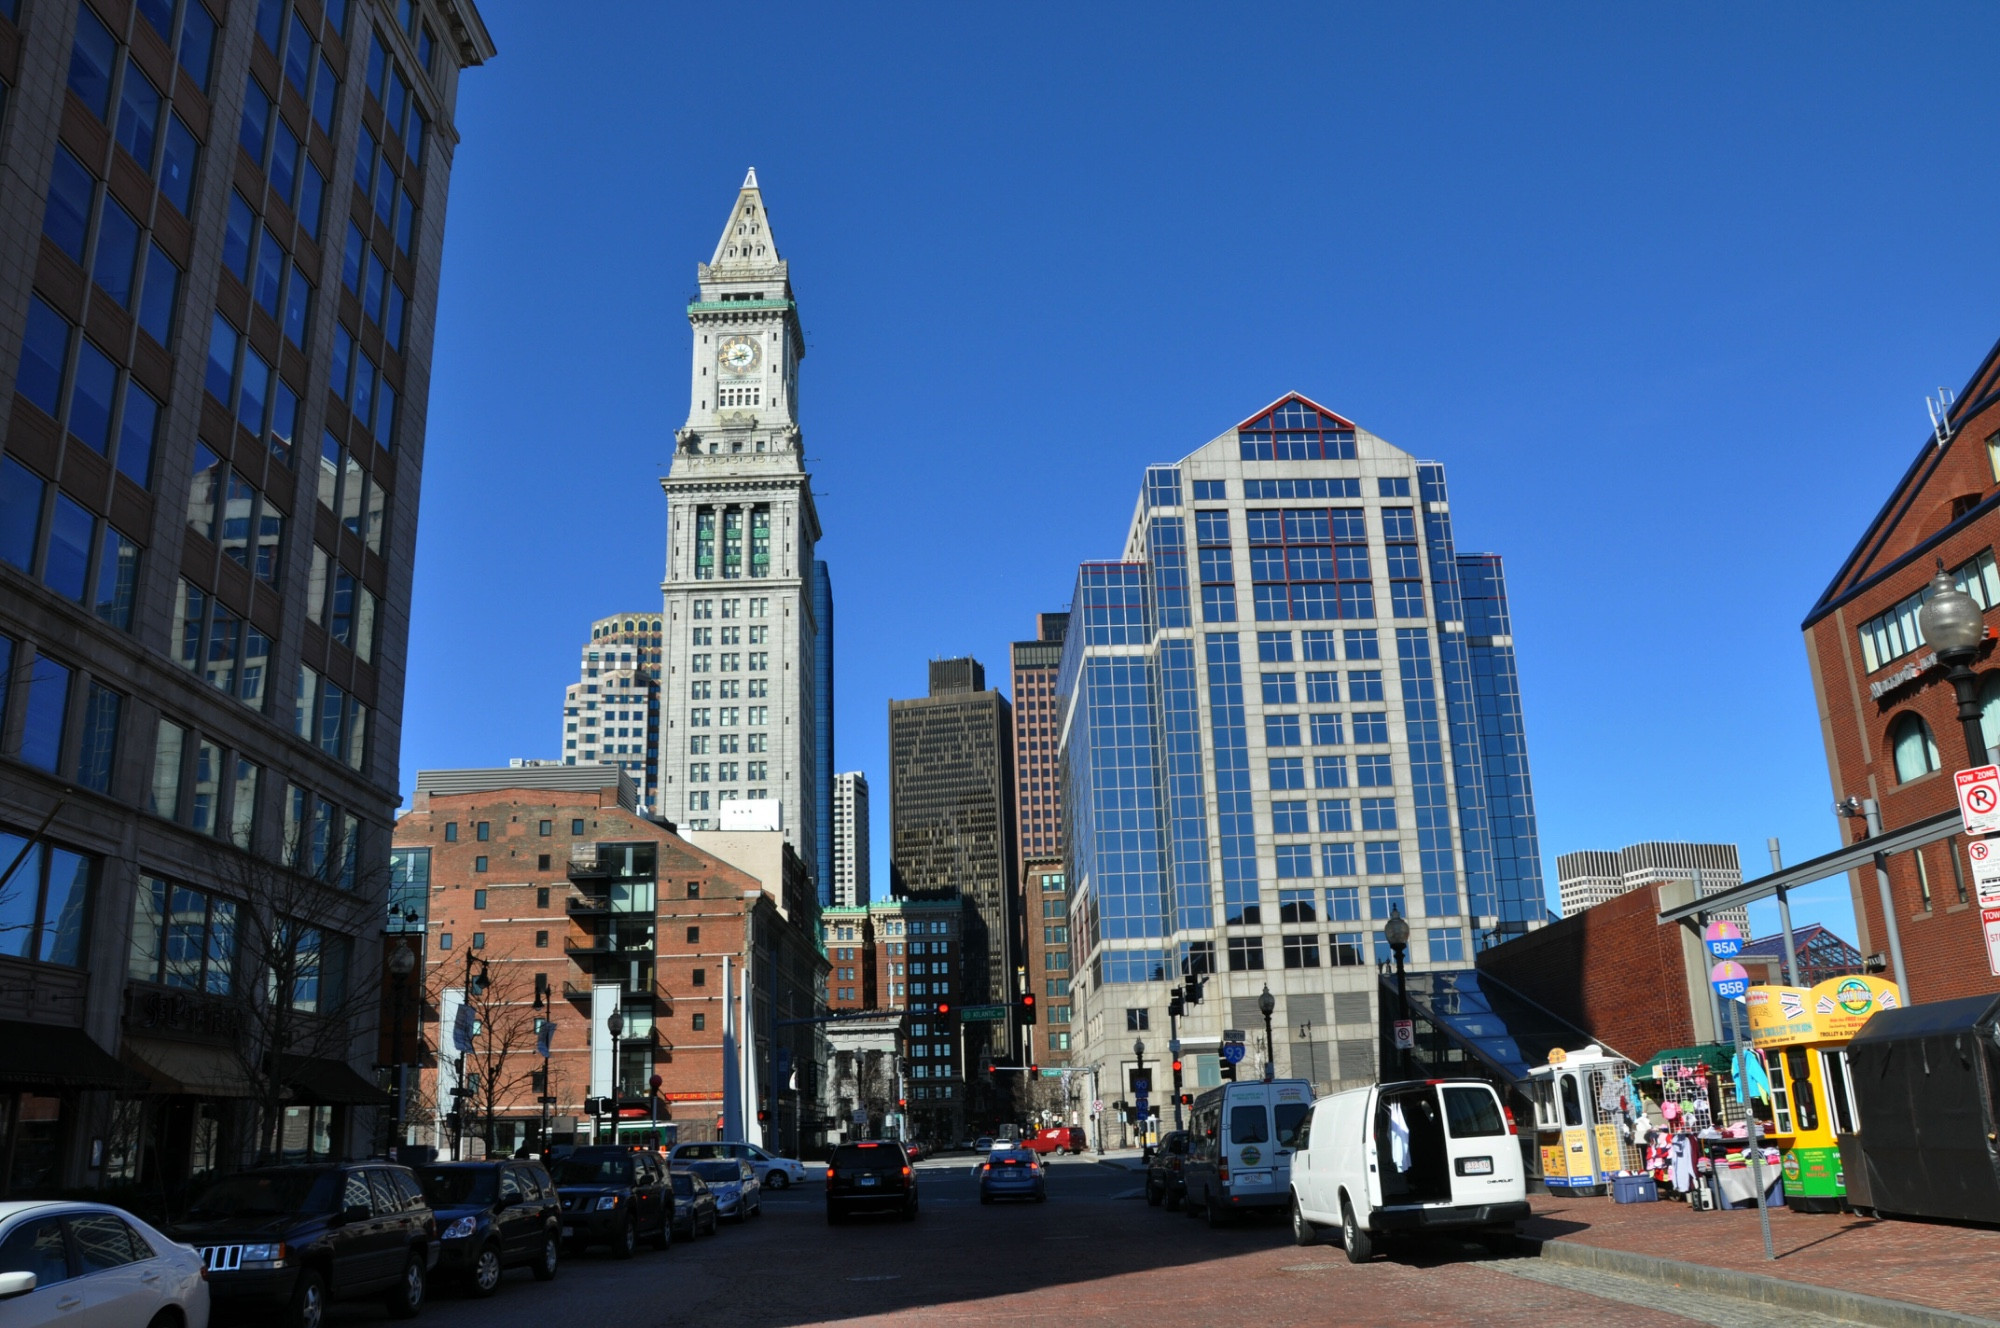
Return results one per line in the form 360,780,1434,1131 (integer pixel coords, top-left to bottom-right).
1059,394,1545,1097
0,0,491,1191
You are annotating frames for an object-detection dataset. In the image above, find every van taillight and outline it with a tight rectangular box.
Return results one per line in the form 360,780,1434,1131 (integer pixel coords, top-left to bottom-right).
901,1166,911,1177
1502,1104,1519,1136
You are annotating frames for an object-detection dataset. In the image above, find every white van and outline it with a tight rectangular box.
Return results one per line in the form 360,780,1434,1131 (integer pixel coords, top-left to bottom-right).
1181,1079,1314,1225
1289,1077,1529,1262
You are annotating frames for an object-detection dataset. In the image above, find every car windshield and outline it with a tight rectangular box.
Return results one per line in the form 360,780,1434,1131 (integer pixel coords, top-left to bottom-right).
830,1144,895,1168
415,1168,496,1206
990,1150,1033,1163
670,1174,696,1195
687,1162,740,1183
188,1170,337,1217
1275,1103,1310,1147
551,1156,632,1185
675,1144,730,1160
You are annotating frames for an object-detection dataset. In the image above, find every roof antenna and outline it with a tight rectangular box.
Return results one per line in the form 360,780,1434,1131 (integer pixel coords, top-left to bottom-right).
1928,386,1956,447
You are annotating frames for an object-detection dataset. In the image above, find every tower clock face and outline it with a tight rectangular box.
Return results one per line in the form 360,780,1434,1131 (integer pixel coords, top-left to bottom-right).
718,336,761,375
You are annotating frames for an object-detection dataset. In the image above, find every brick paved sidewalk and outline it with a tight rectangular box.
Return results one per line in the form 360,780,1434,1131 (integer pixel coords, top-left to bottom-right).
1527,1191,2000,1320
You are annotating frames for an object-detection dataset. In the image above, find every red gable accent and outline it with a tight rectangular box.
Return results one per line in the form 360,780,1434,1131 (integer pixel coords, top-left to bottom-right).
1235,392,1358,434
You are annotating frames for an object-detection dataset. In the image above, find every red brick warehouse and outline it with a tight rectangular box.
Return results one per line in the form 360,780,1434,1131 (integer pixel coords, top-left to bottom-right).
1804,327,2000,1002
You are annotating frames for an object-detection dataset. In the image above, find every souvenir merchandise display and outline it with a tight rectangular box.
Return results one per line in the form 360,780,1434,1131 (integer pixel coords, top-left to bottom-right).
1631,1052,1748,1208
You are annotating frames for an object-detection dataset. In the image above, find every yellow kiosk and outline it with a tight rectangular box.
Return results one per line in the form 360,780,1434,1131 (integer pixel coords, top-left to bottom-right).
1528,1045,1638,1194
1745,974,1898,1212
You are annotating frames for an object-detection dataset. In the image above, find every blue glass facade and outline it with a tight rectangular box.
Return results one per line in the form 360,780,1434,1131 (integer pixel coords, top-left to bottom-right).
1058,394,1546,1022
814,559,835,906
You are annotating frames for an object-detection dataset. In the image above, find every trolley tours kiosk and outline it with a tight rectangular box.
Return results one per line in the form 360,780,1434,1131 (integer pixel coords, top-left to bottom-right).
1745,974,1898,1212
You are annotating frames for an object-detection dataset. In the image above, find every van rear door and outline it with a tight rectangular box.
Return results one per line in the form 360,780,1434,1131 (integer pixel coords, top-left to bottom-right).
1438,1083,1523,1203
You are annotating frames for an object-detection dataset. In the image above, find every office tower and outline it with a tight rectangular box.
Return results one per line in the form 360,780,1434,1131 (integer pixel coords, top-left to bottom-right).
814,558,833,903
1556,842,1743,920
0,0,491,1193
833,769,869,908
1058,394,1547,1097
559,611,662,804
1010,612,1066,873
658,171,818,884
889,658,1017,1003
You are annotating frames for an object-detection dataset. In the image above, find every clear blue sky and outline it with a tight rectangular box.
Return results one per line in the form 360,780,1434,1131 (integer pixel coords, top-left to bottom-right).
405,2,2000,938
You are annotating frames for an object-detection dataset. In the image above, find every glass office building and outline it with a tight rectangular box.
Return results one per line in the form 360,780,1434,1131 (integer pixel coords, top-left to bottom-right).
1058,395,1544,1097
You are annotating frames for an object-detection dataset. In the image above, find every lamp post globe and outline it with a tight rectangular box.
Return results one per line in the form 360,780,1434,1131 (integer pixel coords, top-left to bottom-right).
1384,912,1411,954
1257,983,1277,1082
1917,565,1994,765
388,944,415,978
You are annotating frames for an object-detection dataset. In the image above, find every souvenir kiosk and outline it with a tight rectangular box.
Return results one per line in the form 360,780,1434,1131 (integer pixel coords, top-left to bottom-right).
1528,1045,1644,1195
1746,974,1898,1212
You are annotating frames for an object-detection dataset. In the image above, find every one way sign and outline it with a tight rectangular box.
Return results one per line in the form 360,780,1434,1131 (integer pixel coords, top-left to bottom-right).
1958,766,2000,836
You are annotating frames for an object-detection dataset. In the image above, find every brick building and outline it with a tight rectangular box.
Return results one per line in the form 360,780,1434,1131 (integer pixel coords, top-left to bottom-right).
1010,613,1066,876
1803,333,2000,1003
1475,877,1727,1066
822,903,875,1009
392,764,826,1157
1020,856,1070,1065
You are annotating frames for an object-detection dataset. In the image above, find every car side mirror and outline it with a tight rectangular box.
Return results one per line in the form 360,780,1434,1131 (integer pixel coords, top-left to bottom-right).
0,1271,36,1299
339,1204,370,1225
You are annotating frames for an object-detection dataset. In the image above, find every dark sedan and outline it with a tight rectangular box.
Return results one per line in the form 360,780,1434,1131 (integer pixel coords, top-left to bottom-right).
669,1172,719,1238
825,1141,918,1223
414,1161,560,1296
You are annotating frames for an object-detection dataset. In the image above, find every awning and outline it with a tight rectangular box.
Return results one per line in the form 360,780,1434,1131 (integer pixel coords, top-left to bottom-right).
122,1037,259,1098
1632,1043,1734,1080
0,1020,145,1090
1393,969,1620,1083
275,1055,391,1106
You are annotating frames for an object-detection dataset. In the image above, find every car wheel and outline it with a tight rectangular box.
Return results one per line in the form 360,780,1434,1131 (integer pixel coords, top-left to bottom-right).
532,1233,559,1281
826,1202,844,1225
651,1215,672,1250
1146,1180,1162,1207
612,1217,638,1260
384,1252,426,1319
1341,1199,1375,1265
1166,1185,1183,1212
1292,1195,1318,1247
1206,1193,1230,1228
468,1243,504,1298
766,1171,789,1190
1183,1186,1204,1219
286,1269,326,1328
706,1210,719,1236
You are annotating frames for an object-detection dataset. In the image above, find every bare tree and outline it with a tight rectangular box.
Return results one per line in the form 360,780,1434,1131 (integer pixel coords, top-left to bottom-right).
454,962,542,1158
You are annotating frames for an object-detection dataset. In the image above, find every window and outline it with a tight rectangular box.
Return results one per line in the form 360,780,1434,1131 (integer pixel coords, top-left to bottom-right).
1364,841,1402,874
473,889,487,910
1278,888,1317,923
476,821,490,841
1283,934,1320,968
1314,754,1349,788
1259,672,1297,705
1347,670,1385,701
128,876,235,992
1889,712,1940,783
1309,713,1343,744
1327,884,1362,921
1317,798,1352,832
1355,755,1393,787
1427,927,1466,963
471,932,485,949
439,932,452,949
1360,797,1397,831
19,653,71,773
1369,883,1406,919
572,819,585,834
444,822,458,841
1272,800,1308,834
692,968,706,987
1352,711,1389,743
1226,936,1264,970
1275,844,1314,878
539,819,552,836
1322,842,1356,877
1125,1008,1149,1031
474,856,487,873
76,682,122,794
0,827,95,967
1329,932,1364,966
1268,757,1305,790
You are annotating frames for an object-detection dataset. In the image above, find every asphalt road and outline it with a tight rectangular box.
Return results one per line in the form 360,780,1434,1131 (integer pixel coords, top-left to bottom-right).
324,1156,1846,1328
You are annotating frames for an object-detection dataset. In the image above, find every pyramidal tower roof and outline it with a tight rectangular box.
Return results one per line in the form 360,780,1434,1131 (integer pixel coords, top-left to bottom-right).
707,167,783,273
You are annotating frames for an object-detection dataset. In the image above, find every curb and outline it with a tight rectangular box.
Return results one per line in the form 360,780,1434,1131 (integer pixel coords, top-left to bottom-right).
1527,1236,2000,1328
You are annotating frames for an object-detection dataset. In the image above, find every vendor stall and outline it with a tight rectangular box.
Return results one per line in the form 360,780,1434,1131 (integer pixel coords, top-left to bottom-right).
1527,1045,1644,1195
1745,974,1896,1212
1845,991,2000,1226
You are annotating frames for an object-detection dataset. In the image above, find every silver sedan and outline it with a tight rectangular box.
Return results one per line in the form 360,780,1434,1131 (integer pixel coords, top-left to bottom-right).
0,1200,208,1327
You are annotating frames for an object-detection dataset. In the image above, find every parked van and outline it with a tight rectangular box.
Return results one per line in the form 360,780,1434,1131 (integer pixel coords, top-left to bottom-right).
1290,1077,1529,1262
1181,1079,1314,1225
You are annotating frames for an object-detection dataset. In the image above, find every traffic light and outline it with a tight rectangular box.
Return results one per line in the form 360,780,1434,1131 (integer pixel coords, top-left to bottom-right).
1028,1063,1039,1077
445,1111,462,1132
937,1002,951,1017
897,1098,908,1110
1020,993,1037,1025
1220,1059,1237,1082
1171,1059,1183,1075
757,1109,769,1124
1179,1093,1193,1106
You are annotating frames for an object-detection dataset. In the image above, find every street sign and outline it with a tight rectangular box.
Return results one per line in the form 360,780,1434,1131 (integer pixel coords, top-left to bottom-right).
1132,1078,1150,1096
1710,960,1750,1000
1041,1068,1063,1079
959,1003,1008,1022
1956,765,2000,835
1221,1043,1245,1064
1169,1038,1182,1056
1092,1099,1104,1114
1969,838,2000,906
452,1003,476,1054
1223,1028,1246,1043
1985,907,2000,978
1393,1019,1415,1050
1702,920,1745,959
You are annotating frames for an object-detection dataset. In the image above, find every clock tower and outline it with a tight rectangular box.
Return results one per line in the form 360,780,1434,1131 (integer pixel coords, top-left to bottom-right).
659,171,822,885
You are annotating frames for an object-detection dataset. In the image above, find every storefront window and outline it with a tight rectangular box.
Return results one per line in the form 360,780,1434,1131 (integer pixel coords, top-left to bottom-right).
0,831,95,967
1,1094,64,1196
279,1104,334,1161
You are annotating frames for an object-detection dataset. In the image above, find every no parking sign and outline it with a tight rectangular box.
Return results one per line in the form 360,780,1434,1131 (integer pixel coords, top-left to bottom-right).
1956,765,2000,835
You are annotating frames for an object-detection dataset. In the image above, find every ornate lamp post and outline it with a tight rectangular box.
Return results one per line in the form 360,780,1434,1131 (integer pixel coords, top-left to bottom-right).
1257,984,1276,1083
1384,910,1412,1076
1917,563,1992,766
387,943,416,1150
606,1006,626,1142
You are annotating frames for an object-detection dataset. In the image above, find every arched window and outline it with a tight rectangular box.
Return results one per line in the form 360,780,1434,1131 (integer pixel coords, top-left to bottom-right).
1890,712,1941,783
1978,673,2000,766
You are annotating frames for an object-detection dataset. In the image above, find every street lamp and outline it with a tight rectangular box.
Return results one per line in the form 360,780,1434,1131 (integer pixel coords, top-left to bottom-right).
387,943,416,1151
1917,562,1993,766
1132,1038,1147,1154
452,955,489,1160
1257,984,1276,1083
606,1006,626,1142
1385,910,1412,1077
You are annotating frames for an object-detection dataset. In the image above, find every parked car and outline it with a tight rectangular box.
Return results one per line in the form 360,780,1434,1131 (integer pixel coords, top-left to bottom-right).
1290,1077,1529,1263
549,1147,672,1258
668,1173,719,1239
825,1141,919,1223
670,1141,808,1190
0,1200,209,1328
1182,1078,1314,1226
414,1161,560,1297
167,1163,437,1327
1146,1130,1193,1209
676,1159,761,1222
972,1136,995,1152
977,1148,1047,1204
1024,1127,1085,1155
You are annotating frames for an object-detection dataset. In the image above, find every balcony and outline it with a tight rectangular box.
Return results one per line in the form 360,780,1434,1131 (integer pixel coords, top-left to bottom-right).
563,979,666,1007
564,935,654,962
566,845,612,881
565,893,612,918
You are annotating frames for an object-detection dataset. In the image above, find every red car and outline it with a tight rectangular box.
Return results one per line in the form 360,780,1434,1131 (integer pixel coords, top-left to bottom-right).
1023,1127,1085,1155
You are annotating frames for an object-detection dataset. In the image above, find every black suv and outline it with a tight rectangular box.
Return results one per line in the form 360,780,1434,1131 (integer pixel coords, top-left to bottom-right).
1146,1130,1192,1210
414,1161,561,1296
168,1163,438,1327
825,1140,918,1223
550,1147,672,1257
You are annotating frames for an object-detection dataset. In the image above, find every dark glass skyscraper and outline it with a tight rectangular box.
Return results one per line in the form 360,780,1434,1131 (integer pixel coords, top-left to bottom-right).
0,0,490,1193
